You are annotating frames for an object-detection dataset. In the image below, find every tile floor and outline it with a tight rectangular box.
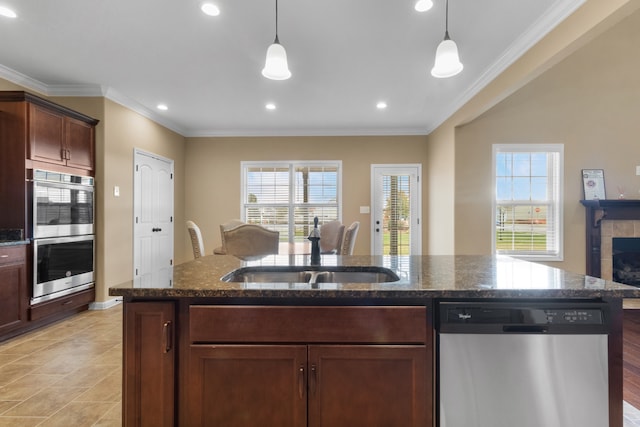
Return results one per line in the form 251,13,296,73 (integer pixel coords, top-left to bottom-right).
0,304,122,427
0,302,640,426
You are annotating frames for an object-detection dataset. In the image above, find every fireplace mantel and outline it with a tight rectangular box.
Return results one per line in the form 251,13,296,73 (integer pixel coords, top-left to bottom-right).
581,199,640,277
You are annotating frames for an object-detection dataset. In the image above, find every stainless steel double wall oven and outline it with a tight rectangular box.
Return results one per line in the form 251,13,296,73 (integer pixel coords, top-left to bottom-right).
31,169,95,304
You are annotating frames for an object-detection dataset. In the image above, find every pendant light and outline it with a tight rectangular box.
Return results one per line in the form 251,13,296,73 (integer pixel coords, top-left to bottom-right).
431,0,463,78
262,0,291,80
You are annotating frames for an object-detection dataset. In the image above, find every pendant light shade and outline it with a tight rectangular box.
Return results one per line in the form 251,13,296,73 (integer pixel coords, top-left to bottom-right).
262,37,291,80
431,0,463,78
431,34,463,78
262,0,291,80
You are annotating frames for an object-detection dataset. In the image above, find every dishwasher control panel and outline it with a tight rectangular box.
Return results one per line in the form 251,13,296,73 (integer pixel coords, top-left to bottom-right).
438,302,609,333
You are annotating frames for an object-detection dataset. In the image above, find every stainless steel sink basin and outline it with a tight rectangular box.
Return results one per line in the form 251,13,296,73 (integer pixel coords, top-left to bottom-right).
221,266,400,284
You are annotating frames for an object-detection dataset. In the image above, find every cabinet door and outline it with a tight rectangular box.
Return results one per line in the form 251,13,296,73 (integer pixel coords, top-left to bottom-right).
0,246,28,336
65,117,94,171
28,104,66,166
123,302,175,427
187,345,307,427
308,345,428,427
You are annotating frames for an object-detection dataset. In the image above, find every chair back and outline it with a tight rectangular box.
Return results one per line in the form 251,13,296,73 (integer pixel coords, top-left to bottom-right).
215,219,245,254
186,220,205,258
223,224,280,258
319,220,345,254
340,221,360,255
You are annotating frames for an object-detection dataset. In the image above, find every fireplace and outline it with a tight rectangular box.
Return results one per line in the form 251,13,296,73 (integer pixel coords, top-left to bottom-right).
613,238,640,287
581,199,640,279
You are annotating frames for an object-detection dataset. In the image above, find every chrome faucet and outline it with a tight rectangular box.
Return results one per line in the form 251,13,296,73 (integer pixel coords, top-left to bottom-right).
308,216,321,265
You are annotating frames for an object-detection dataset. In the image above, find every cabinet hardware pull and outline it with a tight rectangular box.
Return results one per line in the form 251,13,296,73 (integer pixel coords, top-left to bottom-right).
298,365,305,399
163,321,172,353
310,364,317,396
0,255,8,258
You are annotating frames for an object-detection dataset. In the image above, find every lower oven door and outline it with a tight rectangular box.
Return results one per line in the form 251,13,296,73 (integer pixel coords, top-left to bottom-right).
33,235,94,303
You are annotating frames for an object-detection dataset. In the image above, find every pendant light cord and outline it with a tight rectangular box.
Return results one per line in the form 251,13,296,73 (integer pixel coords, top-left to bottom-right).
274,0,280,44
444,0,450,41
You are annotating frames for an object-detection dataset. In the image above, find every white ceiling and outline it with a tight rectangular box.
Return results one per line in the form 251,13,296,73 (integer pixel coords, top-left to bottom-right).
0,0,584,137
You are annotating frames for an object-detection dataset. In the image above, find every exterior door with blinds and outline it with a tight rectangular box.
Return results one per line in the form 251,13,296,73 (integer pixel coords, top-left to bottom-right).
371,165,421,256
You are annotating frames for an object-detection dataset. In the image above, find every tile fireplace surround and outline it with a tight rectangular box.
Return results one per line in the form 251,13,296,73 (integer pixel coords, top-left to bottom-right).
581,200,640,279
581,200,640,309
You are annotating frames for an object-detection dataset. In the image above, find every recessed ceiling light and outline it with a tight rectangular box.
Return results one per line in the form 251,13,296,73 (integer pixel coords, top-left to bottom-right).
0,6,17,18
376,101,387,110
265,103,276,110
157,104,168,111
201,3,220,16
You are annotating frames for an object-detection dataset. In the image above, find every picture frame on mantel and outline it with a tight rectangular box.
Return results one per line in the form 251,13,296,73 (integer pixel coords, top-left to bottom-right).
582,169,606,200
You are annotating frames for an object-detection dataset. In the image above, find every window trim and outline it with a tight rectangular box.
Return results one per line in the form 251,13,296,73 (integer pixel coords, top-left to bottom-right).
240,160,342,243
491,144,564,261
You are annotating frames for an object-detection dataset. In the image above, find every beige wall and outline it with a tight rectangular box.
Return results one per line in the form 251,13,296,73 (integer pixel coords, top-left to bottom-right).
452,4,640,274
97,100,186,301
184,136,428,256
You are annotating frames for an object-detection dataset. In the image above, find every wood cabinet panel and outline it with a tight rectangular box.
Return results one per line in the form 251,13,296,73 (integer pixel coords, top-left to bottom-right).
28,104,66,166
187,345,307,427
0,245,28,335
65,117,94,170
190,305,427,343
308,345,428,427
124,302,175,427
29,287,95,321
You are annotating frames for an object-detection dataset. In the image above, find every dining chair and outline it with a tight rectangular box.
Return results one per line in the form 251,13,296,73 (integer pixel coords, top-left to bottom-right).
214,219,245,254
186,220,205,259
339,221,360,255
222,224,280,258
319,220,345,254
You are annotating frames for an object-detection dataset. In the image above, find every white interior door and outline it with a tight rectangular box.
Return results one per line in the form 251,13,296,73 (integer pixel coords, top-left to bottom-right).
371,164,421,256
133,150,174,288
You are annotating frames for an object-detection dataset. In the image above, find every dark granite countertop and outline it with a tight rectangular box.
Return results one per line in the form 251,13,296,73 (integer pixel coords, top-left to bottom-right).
0,229,27,246
0,240,30,247
109,254,640,300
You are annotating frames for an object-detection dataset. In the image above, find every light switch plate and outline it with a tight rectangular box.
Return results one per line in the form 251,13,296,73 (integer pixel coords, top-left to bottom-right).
636,166,640,176
114,186,120,197
360,206,370,214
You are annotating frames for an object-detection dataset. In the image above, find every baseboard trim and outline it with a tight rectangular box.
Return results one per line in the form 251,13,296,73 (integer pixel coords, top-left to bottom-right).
89,298,122,310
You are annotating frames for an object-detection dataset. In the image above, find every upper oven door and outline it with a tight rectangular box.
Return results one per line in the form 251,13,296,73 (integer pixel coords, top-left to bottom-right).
33,178,94,239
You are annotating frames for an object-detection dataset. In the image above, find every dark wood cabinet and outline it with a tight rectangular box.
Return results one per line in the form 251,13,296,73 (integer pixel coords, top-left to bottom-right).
186,344,427,427
0,91,98,179
28,103,95,171
182,305,431,427
0,245,28,335
0,90,99,342
123,301,175,427
188,345,307,427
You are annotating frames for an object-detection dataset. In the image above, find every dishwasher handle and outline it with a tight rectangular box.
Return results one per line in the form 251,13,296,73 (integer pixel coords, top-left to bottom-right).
502,325,548,333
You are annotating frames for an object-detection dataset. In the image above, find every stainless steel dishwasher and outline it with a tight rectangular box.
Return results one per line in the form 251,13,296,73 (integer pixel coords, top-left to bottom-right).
437,301,610,427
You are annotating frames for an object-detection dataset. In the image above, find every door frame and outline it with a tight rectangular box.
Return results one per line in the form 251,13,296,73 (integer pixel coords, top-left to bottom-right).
370,164,422,256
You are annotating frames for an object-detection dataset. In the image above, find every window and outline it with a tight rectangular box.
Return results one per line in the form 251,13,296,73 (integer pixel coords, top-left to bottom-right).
241,161,341,242
493,144,563,261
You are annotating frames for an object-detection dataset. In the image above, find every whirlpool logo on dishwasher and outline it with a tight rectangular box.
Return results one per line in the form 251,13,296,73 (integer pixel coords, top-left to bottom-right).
458,313,472,320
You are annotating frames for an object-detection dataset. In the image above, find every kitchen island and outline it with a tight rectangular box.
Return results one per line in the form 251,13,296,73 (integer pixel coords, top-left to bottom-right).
110,254,640,427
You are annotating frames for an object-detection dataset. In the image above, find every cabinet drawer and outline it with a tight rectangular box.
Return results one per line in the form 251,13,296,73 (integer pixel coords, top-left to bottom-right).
0,245,26,266
30,287,95,321
190,306,427,344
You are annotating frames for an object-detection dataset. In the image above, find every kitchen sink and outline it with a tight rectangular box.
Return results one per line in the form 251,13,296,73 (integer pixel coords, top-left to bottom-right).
221,266,400,284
